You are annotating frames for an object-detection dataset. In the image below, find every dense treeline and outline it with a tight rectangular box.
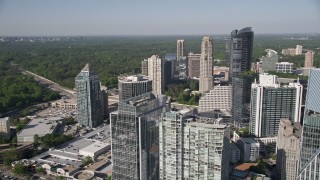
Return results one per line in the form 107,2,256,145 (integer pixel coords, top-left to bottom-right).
0,62,60,114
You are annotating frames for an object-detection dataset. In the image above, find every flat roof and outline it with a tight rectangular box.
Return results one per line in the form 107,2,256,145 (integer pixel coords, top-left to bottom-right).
242,138,258,144
188,122,226,129
17,117,63,137
79,141,110,153
0,117,9,122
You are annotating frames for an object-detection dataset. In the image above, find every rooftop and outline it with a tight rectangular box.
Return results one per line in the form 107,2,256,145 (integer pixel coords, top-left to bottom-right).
17,117,63,137
0,117,9,123
118,75,150,83
242,137,259,144
79,141,110,153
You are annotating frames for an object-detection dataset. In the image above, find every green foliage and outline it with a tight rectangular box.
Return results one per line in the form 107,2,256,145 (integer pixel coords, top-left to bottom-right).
238,127,250,137
3,148,18,166
16,118,31,132
81,156,93,166
38,134,73,149
165,80,201,105
0,136,10,144
106,176,112,180
13,163,28,175
65,116,77,125
0,62,60,113
267,71,308,80
36,167,46,174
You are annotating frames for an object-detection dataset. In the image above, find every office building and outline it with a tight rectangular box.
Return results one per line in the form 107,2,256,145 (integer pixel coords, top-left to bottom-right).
164,53,176,82
111,92,167,180
276,119,301,180
276,62,293,73
230,143,241,163
147,55,165,95
261,49,278,72
213,66,229,81
229,27,254,80
303,50,315,76
297,69,320,179
177,40,184,62
159,109,230,180
176,40,187,79
235,137,260,162
232,73,255,124
250,74,303,137
141,59,148,76
75,64,104,128
188,52,201,78
199,36,213,93
296,45,303,55
0,117,10,138
118,75,152,101
199,85,232,112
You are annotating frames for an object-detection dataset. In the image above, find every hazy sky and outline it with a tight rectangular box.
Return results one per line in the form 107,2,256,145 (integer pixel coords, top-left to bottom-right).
0,0,320,36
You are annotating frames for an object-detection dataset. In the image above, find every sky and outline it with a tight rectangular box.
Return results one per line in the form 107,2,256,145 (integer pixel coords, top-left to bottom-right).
0,0,320,36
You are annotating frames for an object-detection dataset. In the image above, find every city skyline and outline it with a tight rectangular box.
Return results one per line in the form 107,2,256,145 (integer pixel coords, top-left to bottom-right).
0,0,320,36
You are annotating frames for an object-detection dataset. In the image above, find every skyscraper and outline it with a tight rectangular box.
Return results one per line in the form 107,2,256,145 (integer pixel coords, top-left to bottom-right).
159,109,230,179
296,45,303,55
297,69,320,179
118,75,152,101
147,55,164,95
111,92,168,180
141,59,148,76
176,40,187,79
276,119,301,180
75,64,103,128
250,74,302,137
230,27,254,125
303,50,315,76
188,52,201,79
261,49,278,72
199,36,213,94
229,27,254,80
177,39,184,62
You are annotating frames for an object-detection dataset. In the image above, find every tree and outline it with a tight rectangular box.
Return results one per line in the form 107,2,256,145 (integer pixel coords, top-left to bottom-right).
81,156,93,166
3,148,18,166
36,167,46,174
13,163,27,175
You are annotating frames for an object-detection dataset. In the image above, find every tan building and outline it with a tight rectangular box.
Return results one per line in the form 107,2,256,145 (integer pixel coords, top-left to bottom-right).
187,52,200,78
0,117,10,138
199,36,213,94
276,119,301,180
303,50,315,76
148,55,164,95
51,99,77,109
213,66,229,81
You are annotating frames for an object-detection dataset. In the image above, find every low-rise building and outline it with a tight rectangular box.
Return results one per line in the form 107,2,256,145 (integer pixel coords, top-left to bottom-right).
79,142,110,159
51,99,77,109
0,117,10,138
276,62,293,73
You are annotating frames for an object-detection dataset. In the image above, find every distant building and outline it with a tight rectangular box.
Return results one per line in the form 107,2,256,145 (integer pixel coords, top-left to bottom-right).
261,49,278,72
199,36,213,94
276,119,301,180
51,99,77,109
176,40,187,79
250,74,302,137
111,92,167,180
199,85,232,112
303,50,315,76
296,45,303,55
141,59,148,76
164,53,176,82
188,52,201,79
213,66,229,81
75,64,104,128
147,55,165,95
298,69,320,179
118,75,152,101
177,40,184,62
0,117,10,138
282,48,297,56
276,62,293,73
159,109,230,180
235,137,260,162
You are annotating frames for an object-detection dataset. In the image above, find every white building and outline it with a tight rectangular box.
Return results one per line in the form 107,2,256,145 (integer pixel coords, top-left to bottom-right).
296,45,303,55
0,117,10,138
147,55,164,95
276,62,293,73
199,36,213,94
199,85,232,112
160,109,230,180
79,141,110,159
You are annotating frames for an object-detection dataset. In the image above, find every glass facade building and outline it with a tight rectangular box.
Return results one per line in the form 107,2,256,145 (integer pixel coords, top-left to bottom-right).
75,64,103,128
118,75,152,101
111,92,167,180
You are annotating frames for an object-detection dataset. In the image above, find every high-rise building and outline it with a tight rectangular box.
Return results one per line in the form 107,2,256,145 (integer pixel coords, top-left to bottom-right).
164,53,176,82
296,45,303,55
188,52,201,79
111,92,168,180
303,50,315,76
177,40,184,62
199,85,232,113
118,75,152,101
250,74,302,137
159,109,230,180
297,69,320,179
229,27,254,80
232,73,255,124
199,36,213,94
147,55,165,95
141,59,148,76
75,64,104,128
261,49,278,73
276,119,301,180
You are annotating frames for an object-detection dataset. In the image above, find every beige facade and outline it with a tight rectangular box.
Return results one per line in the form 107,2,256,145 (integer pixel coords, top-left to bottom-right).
0,117,10,138
188,52,200,78
199,36,213,94
147,55,164,95
303,50,315,76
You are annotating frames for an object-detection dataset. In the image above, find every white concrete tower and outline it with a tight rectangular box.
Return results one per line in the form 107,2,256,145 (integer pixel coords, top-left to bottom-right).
199,36,213,94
